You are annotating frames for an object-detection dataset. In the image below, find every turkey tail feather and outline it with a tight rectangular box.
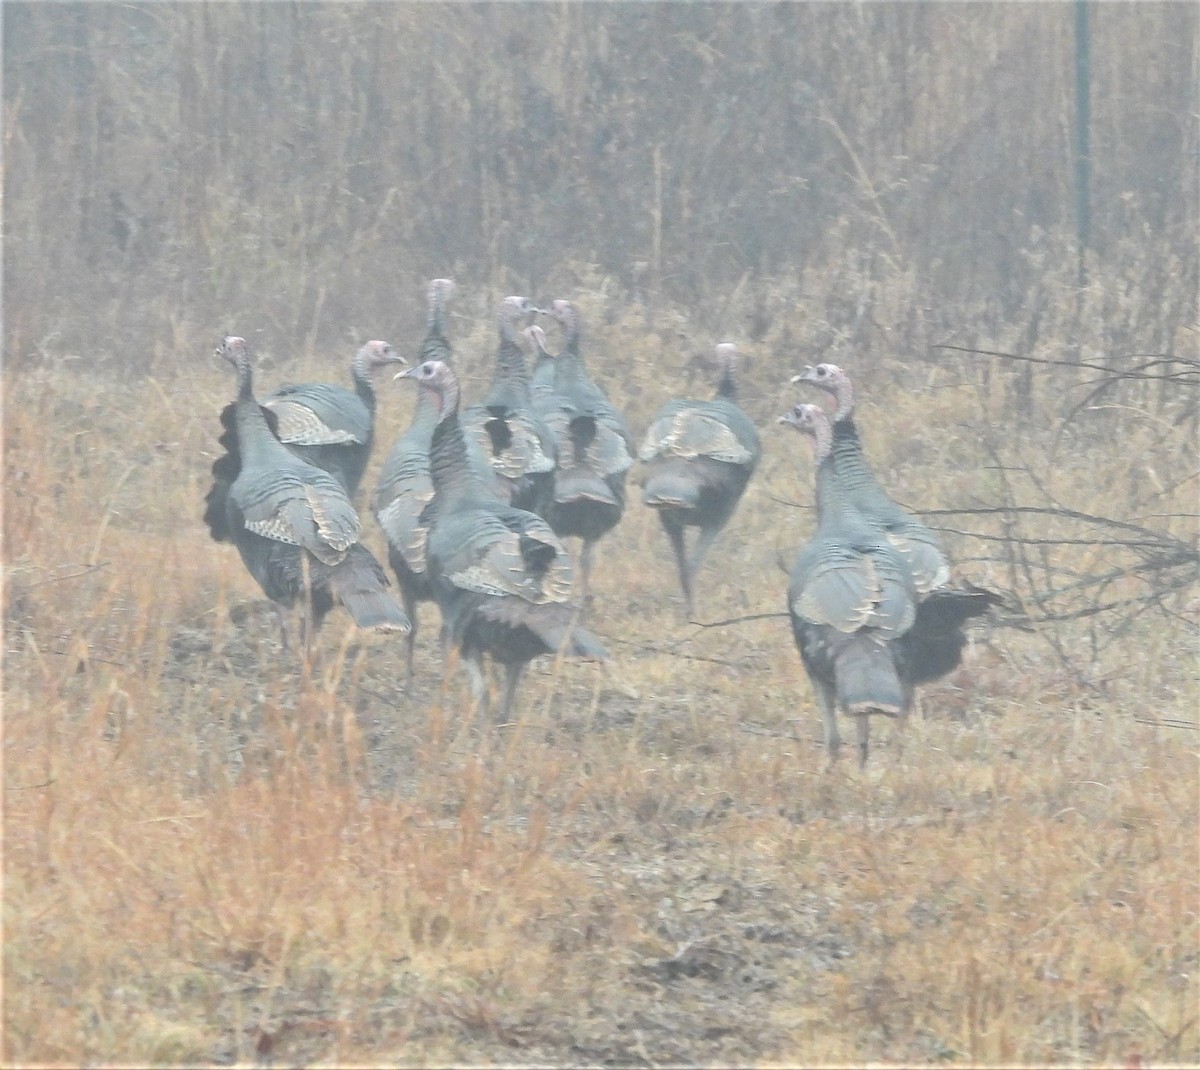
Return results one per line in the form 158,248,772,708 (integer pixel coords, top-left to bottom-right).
562,623,608,661
555,467,618,506
326,546,412,634
834,637,907,716
643,469,699,509
899,586,1002,684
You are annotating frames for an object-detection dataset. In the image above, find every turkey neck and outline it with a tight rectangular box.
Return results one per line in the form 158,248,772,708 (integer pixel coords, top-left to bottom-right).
488,316,534,408
556,304,583,365
807,423,859,532
715,360,738,402
417,297,455,417
427,383,487,505
532,340,555,383
409,384,441,431
351,348,380,415
427,282,452,333
829,417,887,498
553,310,590,392
426,279,454,339
231,353,287,469
421,293,453,364
419,326,451,366
814,452,857,530
823,374,883,494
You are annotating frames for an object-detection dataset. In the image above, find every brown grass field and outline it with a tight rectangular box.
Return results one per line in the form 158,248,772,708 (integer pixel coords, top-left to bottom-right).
4,281,1198,1067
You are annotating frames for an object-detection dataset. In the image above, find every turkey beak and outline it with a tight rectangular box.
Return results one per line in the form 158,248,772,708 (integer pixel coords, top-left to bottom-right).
384,348,408,367
394,366,418,381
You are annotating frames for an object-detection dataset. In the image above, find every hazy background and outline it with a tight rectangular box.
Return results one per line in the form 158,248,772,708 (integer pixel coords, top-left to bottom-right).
5,1,1195,369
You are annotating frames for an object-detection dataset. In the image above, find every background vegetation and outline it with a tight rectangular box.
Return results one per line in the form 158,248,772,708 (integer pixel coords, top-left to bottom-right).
5,2,1197,1066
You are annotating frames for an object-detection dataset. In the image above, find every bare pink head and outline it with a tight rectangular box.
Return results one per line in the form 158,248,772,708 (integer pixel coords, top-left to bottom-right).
354,340,406,378
792,363,854,421
778,401,832,461
396,359,460,418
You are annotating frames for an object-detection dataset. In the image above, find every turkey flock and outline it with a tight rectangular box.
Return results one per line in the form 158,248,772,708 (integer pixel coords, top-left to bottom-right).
203,280,1000,765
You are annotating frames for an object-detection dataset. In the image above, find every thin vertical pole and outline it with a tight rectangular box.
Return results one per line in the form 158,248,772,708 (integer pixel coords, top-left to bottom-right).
652,143,663,296
1074,0,1092,288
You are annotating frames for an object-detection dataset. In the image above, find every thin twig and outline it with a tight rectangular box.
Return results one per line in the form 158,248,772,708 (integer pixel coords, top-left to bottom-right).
934,344,1200,381
690,611,790,628
15,563,110,590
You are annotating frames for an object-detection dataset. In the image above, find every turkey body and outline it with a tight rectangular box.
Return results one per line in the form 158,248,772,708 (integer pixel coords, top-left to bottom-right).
640,343,760,619
782,403,917,765
782,397,1001,765
397,358,606,724
203,399,275,545
795,362,1002,676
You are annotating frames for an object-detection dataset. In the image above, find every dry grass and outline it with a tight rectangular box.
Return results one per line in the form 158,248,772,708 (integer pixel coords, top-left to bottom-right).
4,286,1198,1068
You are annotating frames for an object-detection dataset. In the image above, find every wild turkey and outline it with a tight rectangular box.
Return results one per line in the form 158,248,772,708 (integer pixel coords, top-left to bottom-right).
395,358,606,724
780,402,918,766
373,279,458,680
781,402,1001,765
793,363,949,595
794,362,1002,693
532,301,635,603
259,339,406,497
460,296,557,512
207,336,411,652
640,342,761,619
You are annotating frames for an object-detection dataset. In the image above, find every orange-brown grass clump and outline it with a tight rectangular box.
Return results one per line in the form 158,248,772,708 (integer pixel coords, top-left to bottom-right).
5,276,1197,1067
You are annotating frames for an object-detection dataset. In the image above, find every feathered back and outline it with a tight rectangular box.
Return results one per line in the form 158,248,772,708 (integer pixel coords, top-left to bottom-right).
540,305,634,484
264,341,403,445
640,343,760,471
